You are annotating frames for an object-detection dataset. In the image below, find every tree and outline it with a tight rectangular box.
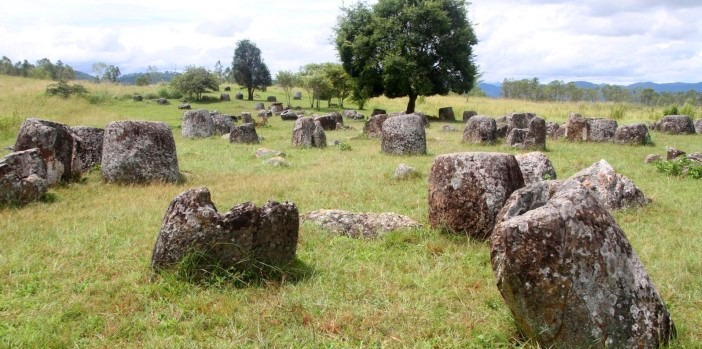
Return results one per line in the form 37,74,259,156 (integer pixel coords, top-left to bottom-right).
323,63,352,108
335,0,478,113
135,74,151,86
213,60,224,81
299,64,333,109
231,39,272,100
92,62,107,82
170,66,219,100
276,70,298,107
103,65,121,83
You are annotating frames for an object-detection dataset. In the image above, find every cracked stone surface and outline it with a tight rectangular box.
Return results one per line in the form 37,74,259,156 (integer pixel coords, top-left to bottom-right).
0,148,47,206
302,209,421,238
568,159,649,210
381,114,427,155
515,152,557,185
491,180,675,348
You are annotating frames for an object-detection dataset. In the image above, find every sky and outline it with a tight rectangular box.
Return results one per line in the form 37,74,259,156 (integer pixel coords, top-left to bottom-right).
1,0,701,85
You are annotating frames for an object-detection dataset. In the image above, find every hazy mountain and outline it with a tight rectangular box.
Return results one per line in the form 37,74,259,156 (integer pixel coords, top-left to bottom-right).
73,71,95,81
478,81,702,98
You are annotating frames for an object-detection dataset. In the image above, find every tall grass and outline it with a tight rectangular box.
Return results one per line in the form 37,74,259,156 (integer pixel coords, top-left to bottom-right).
1,76,701,347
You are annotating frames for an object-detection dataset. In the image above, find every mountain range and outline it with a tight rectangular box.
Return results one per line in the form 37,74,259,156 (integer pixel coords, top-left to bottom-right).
478,81,702,98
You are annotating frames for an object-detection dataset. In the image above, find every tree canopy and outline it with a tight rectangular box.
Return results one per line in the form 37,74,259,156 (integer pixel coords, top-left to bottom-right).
334,0,478,113
169,66,219,101
231,40,272,100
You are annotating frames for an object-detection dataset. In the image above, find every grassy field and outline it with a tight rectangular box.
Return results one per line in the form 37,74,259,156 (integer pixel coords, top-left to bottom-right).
0,75,701,348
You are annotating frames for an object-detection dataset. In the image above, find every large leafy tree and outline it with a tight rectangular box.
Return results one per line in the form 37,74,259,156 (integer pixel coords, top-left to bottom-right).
335,0,478,113
170,66,219,100
231,39,272,100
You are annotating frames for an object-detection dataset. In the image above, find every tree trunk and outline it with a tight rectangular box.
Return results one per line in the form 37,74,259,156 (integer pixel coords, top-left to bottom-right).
247,87,254,101
406,93,418,114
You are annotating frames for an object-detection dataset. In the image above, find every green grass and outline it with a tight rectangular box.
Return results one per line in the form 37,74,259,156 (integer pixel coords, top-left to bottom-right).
1,76,701,347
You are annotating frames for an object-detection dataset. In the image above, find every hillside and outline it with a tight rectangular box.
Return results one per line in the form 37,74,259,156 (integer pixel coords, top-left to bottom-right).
479,80,702,98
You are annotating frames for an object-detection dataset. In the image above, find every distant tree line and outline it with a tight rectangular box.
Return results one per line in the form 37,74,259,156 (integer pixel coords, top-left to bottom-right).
0,56,76,80
502,77,702,107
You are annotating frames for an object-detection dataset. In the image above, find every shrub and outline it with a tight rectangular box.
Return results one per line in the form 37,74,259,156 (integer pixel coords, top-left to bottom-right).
45,80,88,98
158,87,183,99
662,104,679,116
609,104,626,120
654,157,702,179
679,102,697,118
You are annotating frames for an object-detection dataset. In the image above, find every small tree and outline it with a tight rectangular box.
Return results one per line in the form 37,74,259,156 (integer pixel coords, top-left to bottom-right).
170,66,219,100
231,39,272,100
135,74,151,86
276,70,297,107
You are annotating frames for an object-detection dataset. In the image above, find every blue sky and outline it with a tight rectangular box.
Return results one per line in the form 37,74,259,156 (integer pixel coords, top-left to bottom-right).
1,0,701,84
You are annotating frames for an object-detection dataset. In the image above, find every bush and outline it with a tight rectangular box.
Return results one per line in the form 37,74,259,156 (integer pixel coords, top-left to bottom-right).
158,87,183,99
679,102,697,118
84,90,112,105
662,104,679,116
45,80,88,98
654,157,702,179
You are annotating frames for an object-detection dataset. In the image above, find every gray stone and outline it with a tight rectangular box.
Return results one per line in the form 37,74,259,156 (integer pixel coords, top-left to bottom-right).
666,146,685,160
14,118,76,185
235,92,244,100
363,114,390,138
438,107,455,121
393,163,420,180
157,98,169,105
644,154,662,164
280,109,298,121
178,103,191,110
491,180,675,349
315,114,341,131
102,121,180,183
293,91,302,100
133,95,143,102
266,96,277,102
495,116,508,138
381,114,427,155
255,148,285,159
151,187,298,272
71,126,104,173
428,152,524,239
255,103,265,110
441,125,457,132
654,115,695,134
568,159,649,210
270,102,284,113
292,117,326,148
302,209,421,238
688,152,702,163
505,114,546,150
545,122,560,139
564,113,589,142
220,93,230,101
695,118,702,134
241,112,254,124
463,115,497,144
463,110,477,122
210,112,234,135
615,123,651,145
343,110,357,119
371,108,386,116
264,156,289,167
182,109,215,138
514,152,557,185
230,123,260,144
0,149,48,206
587,118,618,142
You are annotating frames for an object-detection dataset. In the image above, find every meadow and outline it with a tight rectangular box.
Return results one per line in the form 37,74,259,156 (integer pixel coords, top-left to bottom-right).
0,75,700,348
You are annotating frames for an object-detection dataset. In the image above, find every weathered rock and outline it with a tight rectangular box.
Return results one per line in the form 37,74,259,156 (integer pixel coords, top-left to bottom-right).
182,109,215,138
644,154,662,164
495,116,508,138
587,118,618,142
71,126,104,173
364,114,390,138
438,107,455,121
178,103,191,110
102,121,180,184
394,163,419,180
241,112,254,124
255,103,265,110
695,118,702,134
545,122,561,139
235,92,244,100
220,93,230,101
491,180,676,349
463,110,477,122
514,152,557,185
157,98,169,105
264,156,289,167
688,152,702,163
463,116,497,144
615,123,651,145
343,110,357,119
255,148,285,159
270,102,285,114
14,118,76,185
381,114,427,155
230,123,260,144
568,159,649,209
280,109,297,120
302,209,421,238
654,115,695,134
292,117,326,148
428,152,524,239
293,91,302,100
505,114,546,150
0,149,48,206
371,108,387,116
224,86,231,91
151,187,298,272
266,96,277,102
666,146,685,160
564,113,589,142
258,110,273,118
315,114,339,131
210,112,234,135
133,95,143,102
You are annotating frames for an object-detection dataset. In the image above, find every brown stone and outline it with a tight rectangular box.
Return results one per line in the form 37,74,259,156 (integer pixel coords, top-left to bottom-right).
14,118,76,185
463,116,497,144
